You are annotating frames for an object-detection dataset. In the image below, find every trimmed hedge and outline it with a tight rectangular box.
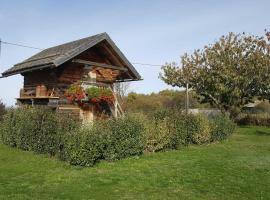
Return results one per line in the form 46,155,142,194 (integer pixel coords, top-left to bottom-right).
63,115,145,166
103,114,145,161
209,114,236,142
0,107,78,156
0,107,235,167
144,117,174,152
143,110,235,152
236,113,270,127
0,108,145,166
64,126,106,167
0,100,5,121
185,114,211,144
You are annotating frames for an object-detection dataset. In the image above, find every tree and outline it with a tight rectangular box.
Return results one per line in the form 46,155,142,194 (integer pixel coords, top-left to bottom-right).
123,90,206,115
160,31,270,117
114,82,130,97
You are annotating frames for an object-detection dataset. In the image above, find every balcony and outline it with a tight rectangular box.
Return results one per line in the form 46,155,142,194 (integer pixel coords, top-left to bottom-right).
17,85,59,107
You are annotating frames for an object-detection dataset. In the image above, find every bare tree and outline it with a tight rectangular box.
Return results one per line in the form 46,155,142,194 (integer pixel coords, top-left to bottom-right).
114,82,130,97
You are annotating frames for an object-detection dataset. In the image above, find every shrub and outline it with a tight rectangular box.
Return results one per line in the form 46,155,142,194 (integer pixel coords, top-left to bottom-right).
144,109,187,151
0,107,235,167
185,114,211,144
143,111,213,151
103,114,145,160
65,126,106,166
59,113,145,166
0,108,17,146
0,107,78,156
0,100,6,121
0,108,145,166
143,117,173,152
169,113,188,148
236,113,270,127
209,114,236,142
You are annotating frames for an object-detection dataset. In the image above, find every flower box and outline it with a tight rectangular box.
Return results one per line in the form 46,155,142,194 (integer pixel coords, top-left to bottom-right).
65,84,114,106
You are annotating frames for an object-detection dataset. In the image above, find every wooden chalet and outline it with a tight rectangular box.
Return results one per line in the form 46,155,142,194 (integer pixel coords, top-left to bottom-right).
1,33,141,123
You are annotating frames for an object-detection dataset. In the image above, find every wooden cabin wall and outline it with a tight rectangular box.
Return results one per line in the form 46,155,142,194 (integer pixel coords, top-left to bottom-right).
22,43,123,99
24,68,57,87
19,44,127,123
23,68,58,97
55,47,115,98
55,62,84,99
74,44,121,82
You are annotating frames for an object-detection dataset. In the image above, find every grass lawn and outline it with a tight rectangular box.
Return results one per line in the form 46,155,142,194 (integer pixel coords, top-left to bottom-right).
0,127,269,200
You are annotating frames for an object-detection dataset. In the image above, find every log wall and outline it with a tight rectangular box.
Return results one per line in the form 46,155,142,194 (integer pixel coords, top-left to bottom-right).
20,42,126,123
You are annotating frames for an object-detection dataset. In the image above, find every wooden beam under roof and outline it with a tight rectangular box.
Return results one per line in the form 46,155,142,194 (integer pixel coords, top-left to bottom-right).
99,42,134,79
72,59,128,71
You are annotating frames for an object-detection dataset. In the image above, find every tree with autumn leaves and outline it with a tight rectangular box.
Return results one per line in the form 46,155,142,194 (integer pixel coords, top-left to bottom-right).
160,31,270,118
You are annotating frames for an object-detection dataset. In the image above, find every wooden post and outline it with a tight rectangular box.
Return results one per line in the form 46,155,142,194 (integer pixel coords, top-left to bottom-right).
113,84,118,117
31,98,34,107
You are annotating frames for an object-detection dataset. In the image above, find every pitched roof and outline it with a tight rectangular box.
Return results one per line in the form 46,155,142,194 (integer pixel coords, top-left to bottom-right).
2,33,141,80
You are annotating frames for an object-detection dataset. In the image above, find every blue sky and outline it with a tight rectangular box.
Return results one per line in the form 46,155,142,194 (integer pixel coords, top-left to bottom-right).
0,0,269,105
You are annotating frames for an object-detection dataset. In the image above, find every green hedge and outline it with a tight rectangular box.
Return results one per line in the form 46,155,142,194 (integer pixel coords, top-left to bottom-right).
103,114,145,161
0,107,78,156
143,116,174,152
62,115,145,166
64,126,106,167
0,100,5,121
236,113,270,127
209,114,236,142
0,107,235,167
143,110,235,152
0,108,145,167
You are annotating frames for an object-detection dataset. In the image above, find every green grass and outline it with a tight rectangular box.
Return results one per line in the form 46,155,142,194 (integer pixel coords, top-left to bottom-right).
0,127,269,200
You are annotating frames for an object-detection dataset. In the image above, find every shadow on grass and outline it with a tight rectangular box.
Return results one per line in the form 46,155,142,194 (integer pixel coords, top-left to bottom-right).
238,126,270,136
255,130,270,136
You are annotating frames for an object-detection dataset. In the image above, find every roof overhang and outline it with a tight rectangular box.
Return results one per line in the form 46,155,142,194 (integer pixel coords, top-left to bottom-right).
2,64,55,77
1,33,141,80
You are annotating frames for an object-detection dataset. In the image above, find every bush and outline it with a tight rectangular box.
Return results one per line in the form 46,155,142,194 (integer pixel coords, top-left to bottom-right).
143,117,173,152
144,111,212,152
143,109,185,152
143,110,235,152
0,100,5,121
0,108,17,146
59,113,145,166
209,114,236,142
0,108,145,166
236,113,270,127
169,113,188,148
0,107,78,156
186,114,211,144
0,107,235,167
65,126,106,166
103,114,145,160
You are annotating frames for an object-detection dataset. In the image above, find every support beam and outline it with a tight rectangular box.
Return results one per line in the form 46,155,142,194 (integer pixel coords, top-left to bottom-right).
99,43,134,79
72,59,128,71
115,78,143,82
